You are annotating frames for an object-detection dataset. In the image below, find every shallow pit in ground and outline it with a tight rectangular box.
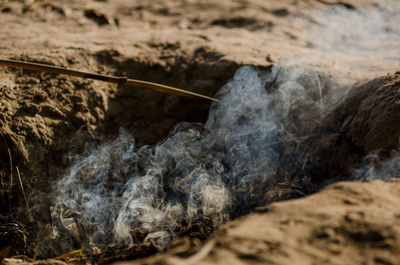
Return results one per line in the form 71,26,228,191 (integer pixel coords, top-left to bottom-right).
0,58,399,263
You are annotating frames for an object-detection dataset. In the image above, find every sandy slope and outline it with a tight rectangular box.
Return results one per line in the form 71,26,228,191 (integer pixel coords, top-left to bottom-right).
0,0,399,264
118,179,400,265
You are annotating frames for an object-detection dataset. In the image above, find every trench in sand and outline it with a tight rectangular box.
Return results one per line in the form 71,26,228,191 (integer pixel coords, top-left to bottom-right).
1,51,399,263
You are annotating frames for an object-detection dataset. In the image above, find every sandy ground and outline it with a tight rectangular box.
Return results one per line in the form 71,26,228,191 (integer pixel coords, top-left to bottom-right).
0,0,399,264
117,179,400,265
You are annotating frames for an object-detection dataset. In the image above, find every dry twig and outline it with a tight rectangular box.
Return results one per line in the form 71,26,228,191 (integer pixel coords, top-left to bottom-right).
54,249,84,261
316,74,323,132
16,166,32,221
0,59,218,102
33,246,39,261
316,74,323,100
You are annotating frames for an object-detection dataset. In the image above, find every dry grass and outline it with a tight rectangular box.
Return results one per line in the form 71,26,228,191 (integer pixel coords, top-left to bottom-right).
54,248,85,261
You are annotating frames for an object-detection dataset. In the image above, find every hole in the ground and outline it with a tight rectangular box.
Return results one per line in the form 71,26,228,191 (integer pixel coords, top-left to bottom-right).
30,65,339,258
0,59,399,263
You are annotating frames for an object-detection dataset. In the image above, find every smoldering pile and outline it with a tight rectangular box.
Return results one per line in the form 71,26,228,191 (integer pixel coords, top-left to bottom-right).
44,64,343,256
0,0,399,263
31,2,400,256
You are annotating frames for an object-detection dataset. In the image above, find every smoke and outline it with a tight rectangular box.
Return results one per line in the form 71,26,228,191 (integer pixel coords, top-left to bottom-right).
45,0,400,256
355,151,400,181
289,0,400,82
294,1,400,183
49,64,333,254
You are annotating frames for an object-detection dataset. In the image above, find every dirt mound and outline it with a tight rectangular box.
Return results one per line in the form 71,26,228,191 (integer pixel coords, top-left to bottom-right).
124,179,400,265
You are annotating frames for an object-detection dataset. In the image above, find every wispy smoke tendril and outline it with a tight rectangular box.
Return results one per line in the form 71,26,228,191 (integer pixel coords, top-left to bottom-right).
51,65,333,253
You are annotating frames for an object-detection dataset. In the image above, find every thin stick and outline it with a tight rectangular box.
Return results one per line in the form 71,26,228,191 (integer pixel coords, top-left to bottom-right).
33,246,39,261
6,147,12,191
0,59,218,102
16,165,32,221
54,249,83,260
300,152,309,171
316,74,323,132
316,75,323,100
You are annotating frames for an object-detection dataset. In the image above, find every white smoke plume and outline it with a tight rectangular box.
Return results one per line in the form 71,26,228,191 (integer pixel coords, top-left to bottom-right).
47,0,400,256
50,64,330,253
287,0,400,82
